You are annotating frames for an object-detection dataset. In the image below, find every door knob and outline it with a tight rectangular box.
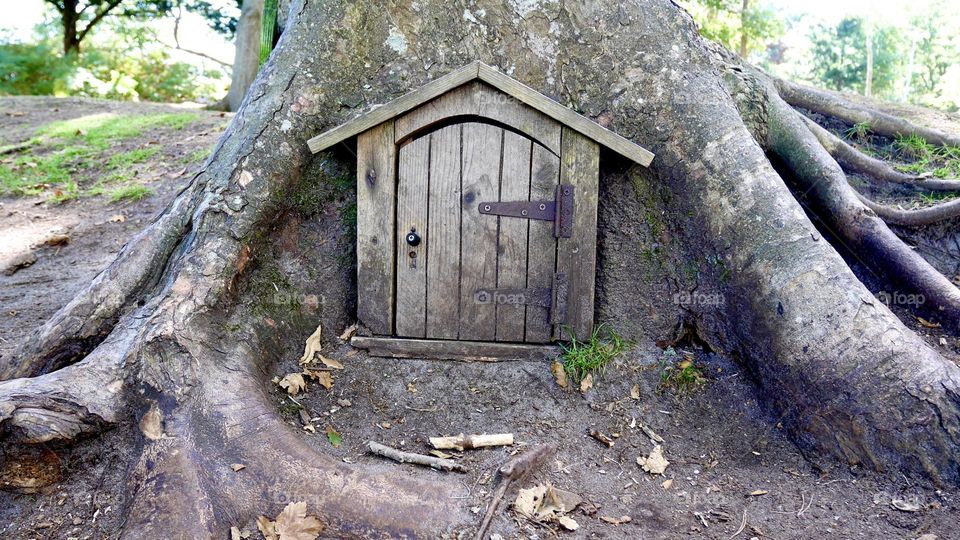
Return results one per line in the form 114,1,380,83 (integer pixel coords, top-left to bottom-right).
405,230,421,247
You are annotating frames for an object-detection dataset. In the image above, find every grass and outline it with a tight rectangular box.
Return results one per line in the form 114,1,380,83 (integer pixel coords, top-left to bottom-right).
558,324,628,385
0,112,199,198
893,134,960,179
109,185,153,202
658,347,706,394
844,121,871,141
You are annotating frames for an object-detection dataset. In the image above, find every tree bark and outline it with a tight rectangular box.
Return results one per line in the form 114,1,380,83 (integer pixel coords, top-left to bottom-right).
3,0,960,537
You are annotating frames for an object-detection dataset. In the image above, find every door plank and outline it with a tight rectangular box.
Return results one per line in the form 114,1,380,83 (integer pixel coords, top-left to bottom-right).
459,122,503,341
557,127,600,340
352,336,559,362
395,135,430,337
425,125,462,339
495,131,532,342
356,121,396,335
524,143,561,342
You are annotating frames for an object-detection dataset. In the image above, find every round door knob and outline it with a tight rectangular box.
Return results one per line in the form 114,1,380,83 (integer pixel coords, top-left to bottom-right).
405,231,421,246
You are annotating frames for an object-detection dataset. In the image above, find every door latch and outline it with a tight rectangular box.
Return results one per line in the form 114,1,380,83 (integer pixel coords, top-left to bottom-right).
477,184,574,238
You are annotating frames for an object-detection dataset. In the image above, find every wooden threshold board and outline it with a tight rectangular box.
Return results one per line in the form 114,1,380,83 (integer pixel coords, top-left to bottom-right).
351,337,559,362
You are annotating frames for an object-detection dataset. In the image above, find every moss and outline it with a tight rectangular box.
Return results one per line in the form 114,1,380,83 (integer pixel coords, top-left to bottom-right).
109,185,153,202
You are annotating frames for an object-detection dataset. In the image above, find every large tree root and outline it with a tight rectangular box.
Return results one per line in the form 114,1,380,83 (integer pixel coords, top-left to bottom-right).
855,192,960,227
800,115,960,192
777,78,960,147
766,93,960,330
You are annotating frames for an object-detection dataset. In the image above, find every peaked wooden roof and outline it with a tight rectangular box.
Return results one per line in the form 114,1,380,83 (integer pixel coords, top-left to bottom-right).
307,61,655,167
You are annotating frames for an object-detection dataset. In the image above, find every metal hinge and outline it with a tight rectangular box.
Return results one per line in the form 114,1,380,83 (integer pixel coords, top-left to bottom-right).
477,184,574,238
473,272,568,324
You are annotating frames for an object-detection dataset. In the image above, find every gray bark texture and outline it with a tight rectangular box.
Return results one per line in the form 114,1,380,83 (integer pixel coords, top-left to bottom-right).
2,0,960,537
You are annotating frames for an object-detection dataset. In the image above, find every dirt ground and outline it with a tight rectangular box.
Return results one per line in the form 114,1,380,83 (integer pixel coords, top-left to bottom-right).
1,97,959,539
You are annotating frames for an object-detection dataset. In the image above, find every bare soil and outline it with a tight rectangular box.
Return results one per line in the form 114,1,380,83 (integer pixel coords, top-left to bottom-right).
1,98,958,540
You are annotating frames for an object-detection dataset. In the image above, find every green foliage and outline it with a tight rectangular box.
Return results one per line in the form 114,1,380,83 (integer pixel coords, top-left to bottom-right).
892,135,960,179
559,325,628,385
808,17,901,95
844,121,871,141
260,0,278,65
109,185,153,202
680,0,785,57
0,41,74,95
658,347,707,394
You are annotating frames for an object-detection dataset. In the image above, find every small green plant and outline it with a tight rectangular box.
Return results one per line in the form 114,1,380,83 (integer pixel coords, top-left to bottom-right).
658,347,706,394
844,121,871,141
110,185,152,202
559,324,628,385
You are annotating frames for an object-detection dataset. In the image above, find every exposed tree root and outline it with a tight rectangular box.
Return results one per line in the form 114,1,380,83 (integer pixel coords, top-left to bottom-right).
856,192,960,227
767,93,960,330
1,179,207,381
800,115,960,192
777,78,960,148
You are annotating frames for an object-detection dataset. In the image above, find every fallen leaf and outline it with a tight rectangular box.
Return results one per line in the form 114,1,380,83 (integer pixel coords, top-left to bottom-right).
326,426,342,447
579,373,594,393
229,526,245,540
430,450,454,459
891,498,921,512
557,515,579,530
600,515,632,525
303,369,333,390
630,384,641,400
748,489,769,497
551,361,568,388
588,429,615,448
230,463,246,472
916,316,940,329
139,403,164,440
274,501,325,540
637,445,669,475
407,381,417,393
256,516,277,540
278,373,306,396
299,323,322,365
661,479,674,489
338,323,358,341
42,234,70,247
317,355,343,369
109,214,126,223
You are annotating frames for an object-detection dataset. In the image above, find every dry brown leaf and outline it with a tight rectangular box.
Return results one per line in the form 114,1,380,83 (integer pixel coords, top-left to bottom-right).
551,361,568,388
600,515,632,525
298,324,322,365
579,373,594,393
338,323,358,341
513,483,581,527
557,515,579,530
274,501,325,540
317,355,343,369
302,369,333,390
278,373,306,396
748,489,769,497
637,446,669,475
256,515,277,540
916,316,941,328
139,403,164,440
430,450,454,459
661,478,674,490
229,526,249,540
230,463,246,472
630,384,641,400
109,214,126,223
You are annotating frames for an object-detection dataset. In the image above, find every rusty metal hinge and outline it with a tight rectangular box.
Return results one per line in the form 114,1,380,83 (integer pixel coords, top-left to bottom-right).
477,184,574,238
473,272,568,325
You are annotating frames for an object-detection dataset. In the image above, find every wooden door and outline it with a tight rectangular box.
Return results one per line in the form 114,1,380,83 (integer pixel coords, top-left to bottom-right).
394,120,567,343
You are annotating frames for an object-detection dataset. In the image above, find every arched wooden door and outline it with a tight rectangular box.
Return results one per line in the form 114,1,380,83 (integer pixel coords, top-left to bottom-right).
394,121,561,343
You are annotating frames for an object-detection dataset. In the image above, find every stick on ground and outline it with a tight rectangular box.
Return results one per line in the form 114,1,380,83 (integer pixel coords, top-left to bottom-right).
430,433,514,451
367,441,466,472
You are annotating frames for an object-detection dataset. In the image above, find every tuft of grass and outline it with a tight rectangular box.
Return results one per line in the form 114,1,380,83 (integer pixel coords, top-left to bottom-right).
109,185,153,203
559,324,628,385
658,347,706,394
892,135,960,180
107,146,161,169
844,121,871,141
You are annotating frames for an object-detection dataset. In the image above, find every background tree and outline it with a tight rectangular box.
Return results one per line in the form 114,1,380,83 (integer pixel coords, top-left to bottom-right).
680,0,784,58
44,0,172,55
808,16,900,97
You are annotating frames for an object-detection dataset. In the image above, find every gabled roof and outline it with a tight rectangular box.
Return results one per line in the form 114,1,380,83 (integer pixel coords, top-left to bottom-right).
307,61,655,167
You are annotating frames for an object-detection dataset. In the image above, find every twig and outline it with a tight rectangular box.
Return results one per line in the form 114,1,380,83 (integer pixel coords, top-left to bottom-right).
728,509,747,539
475,443,557,540
366,441,465,472
797,493,814,518
431,433,513,451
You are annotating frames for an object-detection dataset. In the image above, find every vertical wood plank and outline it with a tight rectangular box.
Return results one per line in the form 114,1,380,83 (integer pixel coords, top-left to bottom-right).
459,122,503,341
356,121,396,335
495,131,532,342
524,143,560,342
395,135,430,337
557,127,600,341
425,125,462,339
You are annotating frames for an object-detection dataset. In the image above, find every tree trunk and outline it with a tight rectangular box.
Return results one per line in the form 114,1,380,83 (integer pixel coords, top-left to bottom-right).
3,0,960,537
865,19,874,97
222,0,265,112
62,0,80,56
739,0,750,57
